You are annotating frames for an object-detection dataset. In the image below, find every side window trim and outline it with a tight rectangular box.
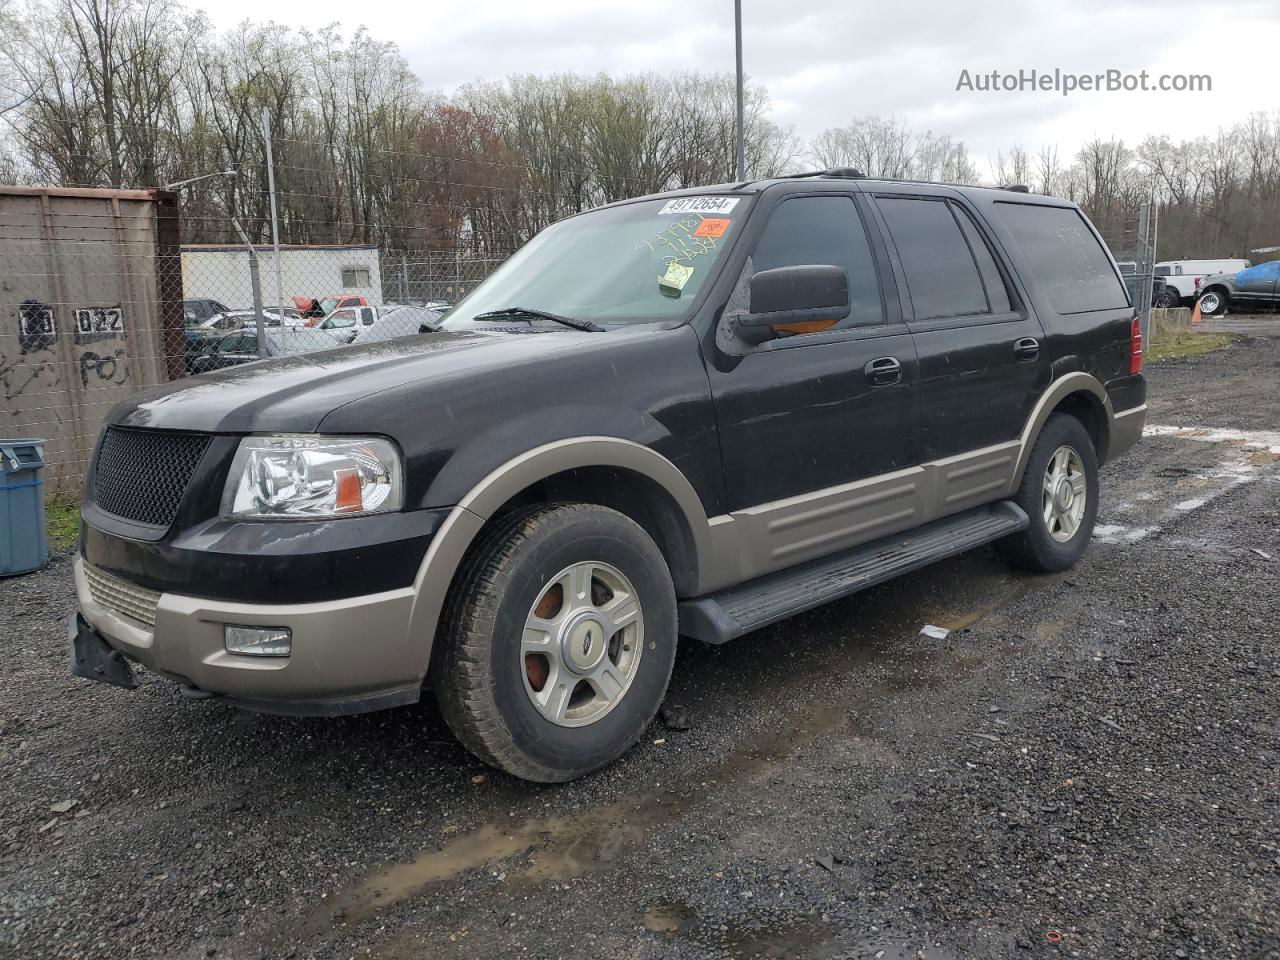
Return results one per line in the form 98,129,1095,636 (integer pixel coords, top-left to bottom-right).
946,201,995,314
904,310,1023,335
853,193,902,327
758,320,911,351
948,200,1021,317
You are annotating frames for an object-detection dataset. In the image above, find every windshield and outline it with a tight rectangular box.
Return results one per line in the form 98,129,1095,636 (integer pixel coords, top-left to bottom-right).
319,297,339,315
441,196,746,330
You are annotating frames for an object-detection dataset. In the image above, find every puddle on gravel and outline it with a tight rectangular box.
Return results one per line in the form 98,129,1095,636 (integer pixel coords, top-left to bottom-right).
686,909,963,960
1036,618,1069,640
717,912,838,958
1102,425,1280,539
644,900,697,935
301,697,873,938
288,575,1034,946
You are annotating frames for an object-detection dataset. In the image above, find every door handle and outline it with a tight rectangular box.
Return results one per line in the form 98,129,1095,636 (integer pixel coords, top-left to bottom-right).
864,356,902,386
1013,337,1040,361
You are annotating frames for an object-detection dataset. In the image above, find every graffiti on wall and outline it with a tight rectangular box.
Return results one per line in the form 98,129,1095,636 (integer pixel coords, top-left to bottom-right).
73,306,125,344
18,299,55,353
78,349,131,387
6,300,133,396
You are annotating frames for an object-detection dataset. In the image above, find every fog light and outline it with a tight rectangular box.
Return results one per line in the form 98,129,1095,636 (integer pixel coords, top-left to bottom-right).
224,625,291,657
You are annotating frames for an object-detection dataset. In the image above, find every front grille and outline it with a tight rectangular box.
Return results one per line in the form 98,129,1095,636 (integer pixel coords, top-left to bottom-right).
93,427,211,527
85,564,161,628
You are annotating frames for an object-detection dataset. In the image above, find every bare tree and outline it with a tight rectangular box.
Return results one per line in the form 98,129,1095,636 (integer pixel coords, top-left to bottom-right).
991,144,1031,186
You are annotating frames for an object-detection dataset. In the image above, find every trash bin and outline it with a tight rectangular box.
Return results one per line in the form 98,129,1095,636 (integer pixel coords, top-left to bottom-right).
1,439,48,576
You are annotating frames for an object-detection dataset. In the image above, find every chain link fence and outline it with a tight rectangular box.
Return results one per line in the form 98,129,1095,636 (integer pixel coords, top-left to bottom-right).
1103,203,1158,344
178,244,502,373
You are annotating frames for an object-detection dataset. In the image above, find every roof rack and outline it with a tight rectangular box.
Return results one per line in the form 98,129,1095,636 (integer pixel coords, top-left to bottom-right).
780,167,867,180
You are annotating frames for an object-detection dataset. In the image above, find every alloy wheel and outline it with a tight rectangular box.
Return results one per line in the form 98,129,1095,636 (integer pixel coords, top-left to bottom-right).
521,561,644,727
1042,445,1087,542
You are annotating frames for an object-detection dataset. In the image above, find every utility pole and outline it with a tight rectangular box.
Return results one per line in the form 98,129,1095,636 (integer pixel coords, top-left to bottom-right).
165,169,260,355
734,0,745,181
232,218,267,359
262,109,286,327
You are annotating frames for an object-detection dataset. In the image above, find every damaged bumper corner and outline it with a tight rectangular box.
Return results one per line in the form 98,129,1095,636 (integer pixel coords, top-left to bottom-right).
69,612,138,690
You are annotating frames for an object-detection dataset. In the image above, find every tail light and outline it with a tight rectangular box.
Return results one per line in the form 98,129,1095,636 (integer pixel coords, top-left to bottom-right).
1129,315,1143,374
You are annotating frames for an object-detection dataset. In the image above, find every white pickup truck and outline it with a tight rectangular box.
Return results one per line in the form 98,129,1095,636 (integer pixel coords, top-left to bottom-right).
1155,259,1251,306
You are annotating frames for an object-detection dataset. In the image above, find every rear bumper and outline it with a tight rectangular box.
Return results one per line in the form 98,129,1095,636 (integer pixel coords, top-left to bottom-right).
73,556,422,713
1108,403,1147,462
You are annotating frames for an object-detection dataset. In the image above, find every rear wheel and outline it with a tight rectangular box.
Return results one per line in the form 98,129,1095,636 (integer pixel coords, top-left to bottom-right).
996,414,1099,572
433,503,677,782
1198,289,1227,316
1153,288,1179,309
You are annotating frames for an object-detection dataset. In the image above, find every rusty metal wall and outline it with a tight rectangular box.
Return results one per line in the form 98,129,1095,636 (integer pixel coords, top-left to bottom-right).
0,187,174,498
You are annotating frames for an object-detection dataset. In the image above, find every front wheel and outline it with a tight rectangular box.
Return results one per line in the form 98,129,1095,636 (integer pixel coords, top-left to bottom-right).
996,414,1099,572
433,503,677,782
1198,289,1227,316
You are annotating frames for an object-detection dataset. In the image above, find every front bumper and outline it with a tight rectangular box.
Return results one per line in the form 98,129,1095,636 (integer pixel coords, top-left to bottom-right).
72,556,422,714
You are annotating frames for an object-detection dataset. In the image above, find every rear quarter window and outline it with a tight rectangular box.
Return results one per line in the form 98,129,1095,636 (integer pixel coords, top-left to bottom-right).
994,202,1129,314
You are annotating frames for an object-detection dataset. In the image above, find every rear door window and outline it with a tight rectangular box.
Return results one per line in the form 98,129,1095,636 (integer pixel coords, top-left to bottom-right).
876,197,988,321
993,202,1129,313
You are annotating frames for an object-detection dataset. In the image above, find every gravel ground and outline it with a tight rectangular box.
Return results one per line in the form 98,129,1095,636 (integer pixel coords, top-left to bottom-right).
2,324,1278,960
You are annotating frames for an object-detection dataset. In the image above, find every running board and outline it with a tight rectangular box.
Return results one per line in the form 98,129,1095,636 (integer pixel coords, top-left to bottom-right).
678,501,1029,645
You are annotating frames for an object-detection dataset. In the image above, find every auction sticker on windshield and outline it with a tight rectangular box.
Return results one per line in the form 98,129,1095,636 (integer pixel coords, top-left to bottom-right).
693,217,731,238
658,196,740,215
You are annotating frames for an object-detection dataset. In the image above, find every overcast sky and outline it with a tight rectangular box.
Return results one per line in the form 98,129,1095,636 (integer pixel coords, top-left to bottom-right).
205,0,1279,172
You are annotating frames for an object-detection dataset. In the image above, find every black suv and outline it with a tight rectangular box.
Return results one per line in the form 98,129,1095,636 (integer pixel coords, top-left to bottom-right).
71,172,1147,782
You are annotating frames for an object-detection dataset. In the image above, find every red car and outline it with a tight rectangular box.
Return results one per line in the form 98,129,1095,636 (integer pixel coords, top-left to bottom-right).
292,294,371,325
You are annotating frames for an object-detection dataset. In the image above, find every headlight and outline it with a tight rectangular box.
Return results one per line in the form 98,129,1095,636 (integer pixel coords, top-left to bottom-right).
222,434,403,519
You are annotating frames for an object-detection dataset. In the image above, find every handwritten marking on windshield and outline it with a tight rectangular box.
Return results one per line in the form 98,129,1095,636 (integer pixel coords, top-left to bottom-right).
637,215,723,264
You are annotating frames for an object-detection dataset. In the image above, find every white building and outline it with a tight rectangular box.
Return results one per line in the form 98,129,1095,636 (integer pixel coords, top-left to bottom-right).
181,243,383,311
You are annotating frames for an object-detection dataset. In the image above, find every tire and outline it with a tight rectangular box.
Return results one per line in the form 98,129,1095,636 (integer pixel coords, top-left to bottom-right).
1198,288,1227,316
432,503,677,782
1154,289,1179,309
995,413,1099,573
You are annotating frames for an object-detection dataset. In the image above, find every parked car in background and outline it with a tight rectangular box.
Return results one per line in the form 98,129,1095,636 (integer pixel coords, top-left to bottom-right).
182,299,235,358
182,298,231,325
1152,277,1180,308
350,304,443,345
1196,260,1280,315
383,298,453,312
199,307,304,331
313,305,379,344
294,294,371,321
187,327,338,373
1156,259,1252,306
1114,262,1176,310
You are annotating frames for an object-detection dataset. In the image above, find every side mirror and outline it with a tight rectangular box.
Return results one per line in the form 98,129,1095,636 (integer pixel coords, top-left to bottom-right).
737,264,850,344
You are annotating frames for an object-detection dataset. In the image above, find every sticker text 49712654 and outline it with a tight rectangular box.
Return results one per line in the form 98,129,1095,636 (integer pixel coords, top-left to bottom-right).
657,196,740,216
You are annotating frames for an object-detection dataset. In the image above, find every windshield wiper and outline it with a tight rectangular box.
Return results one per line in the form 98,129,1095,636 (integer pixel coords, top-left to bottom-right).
472,307,604,333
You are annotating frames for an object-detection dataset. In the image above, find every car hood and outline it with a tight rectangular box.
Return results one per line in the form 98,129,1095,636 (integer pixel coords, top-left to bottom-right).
109,330,600,434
